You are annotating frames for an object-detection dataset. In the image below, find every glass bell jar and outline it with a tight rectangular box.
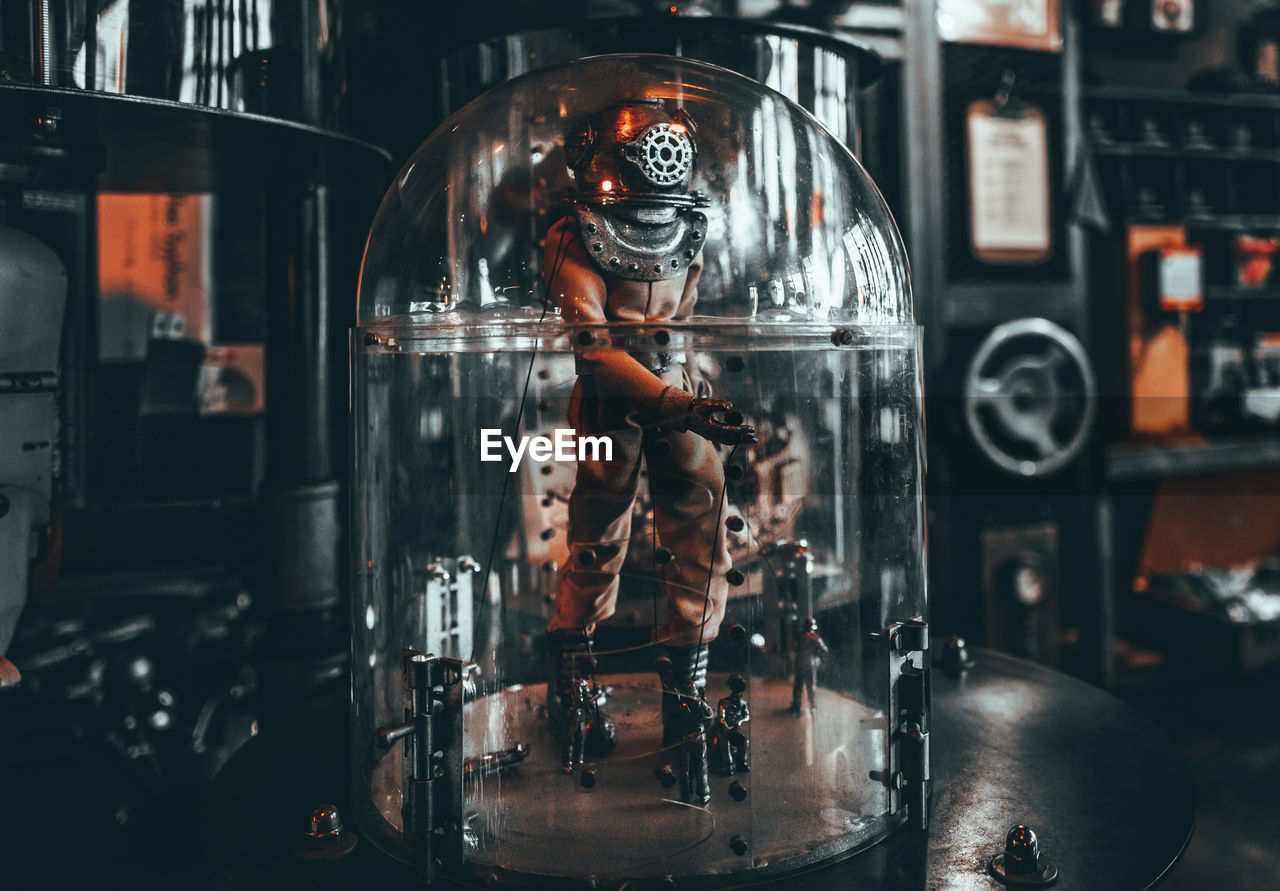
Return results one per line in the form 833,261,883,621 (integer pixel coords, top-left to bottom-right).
351,53,928,887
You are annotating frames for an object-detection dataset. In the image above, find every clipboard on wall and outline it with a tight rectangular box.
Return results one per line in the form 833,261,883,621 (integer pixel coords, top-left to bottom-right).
965,95,1053,266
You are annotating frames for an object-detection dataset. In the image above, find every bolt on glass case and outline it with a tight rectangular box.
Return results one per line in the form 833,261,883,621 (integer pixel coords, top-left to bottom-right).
351,54,927,887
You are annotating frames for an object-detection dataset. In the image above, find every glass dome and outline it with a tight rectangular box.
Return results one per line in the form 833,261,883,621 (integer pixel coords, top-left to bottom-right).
433,19,883,177
351,54,927,886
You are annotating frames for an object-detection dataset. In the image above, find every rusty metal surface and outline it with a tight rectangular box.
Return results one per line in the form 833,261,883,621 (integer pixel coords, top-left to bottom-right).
916,649,1192,890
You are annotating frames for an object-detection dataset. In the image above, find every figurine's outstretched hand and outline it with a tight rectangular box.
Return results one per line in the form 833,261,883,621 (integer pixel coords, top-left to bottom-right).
658,387,757,445
688,399,757,445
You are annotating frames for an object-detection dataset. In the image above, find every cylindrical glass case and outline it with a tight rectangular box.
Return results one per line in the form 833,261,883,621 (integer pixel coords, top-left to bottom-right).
352,54,926,886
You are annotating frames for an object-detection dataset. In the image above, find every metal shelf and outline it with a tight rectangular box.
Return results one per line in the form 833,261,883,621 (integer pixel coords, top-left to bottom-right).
0,83,392,192
1092,142,1280,161
1087,85,1280,109
1185,215,1280,229
1110,215,1280,231
1206,285,1280,301
1106,434,1280,481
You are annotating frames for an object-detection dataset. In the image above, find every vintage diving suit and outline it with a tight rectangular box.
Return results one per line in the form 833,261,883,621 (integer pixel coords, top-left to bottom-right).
542,99,755,758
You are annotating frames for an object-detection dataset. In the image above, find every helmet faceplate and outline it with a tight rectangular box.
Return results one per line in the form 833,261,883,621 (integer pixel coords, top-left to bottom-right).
564,99,709,282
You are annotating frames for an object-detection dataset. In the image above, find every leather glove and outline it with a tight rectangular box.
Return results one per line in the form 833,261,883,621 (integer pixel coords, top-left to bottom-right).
657,387,757,446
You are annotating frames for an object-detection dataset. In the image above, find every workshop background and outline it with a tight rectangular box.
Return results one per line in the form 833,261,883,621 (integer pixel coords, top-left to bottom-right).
1,0,1279,888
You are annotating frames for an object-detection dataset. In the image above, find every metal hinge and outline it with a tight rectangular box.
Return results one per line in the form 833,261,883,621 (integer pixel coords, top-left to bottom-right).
374,650,466,885
872,618,931,831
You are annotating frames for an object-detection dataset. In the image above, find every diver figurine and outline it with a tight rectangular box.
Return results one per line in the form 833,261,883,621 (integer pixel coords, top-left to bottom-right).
711,674,750,774
541,99,756,749
790,617,829,715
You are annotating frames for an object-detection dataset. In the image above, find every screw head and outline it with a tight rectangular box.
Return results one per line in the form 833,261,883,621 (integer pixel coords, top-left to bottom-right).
293,801,357,860
988,822,1057,886
34,107,60,139
308,805,342,839
1005,825,1041,874
942,635,975,671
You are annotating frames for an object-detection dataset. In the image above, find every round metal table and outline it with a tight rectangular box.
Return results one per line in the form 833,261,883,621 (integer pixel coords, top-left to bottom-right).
205,649,1193,889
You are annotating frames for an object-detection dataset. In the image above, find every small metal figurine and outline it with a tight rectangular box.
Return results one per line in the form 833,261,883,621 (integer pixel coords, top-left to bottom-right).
562,676,594,775
542,99,755,750
548,645,616,761
657,651,712,804
672,687,714,806
711,673,750,775
790,616,829,715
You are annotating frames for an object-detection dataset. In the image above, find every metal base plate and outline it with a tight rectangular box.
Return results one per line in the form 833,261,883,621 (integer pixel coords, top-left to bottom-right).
449,674,889,884
989,852,1059,887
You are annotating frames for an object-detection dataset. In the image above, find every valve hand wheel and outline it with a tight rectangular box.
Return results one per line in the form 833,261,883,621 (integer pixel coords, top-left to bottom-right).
963,318,1096,478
